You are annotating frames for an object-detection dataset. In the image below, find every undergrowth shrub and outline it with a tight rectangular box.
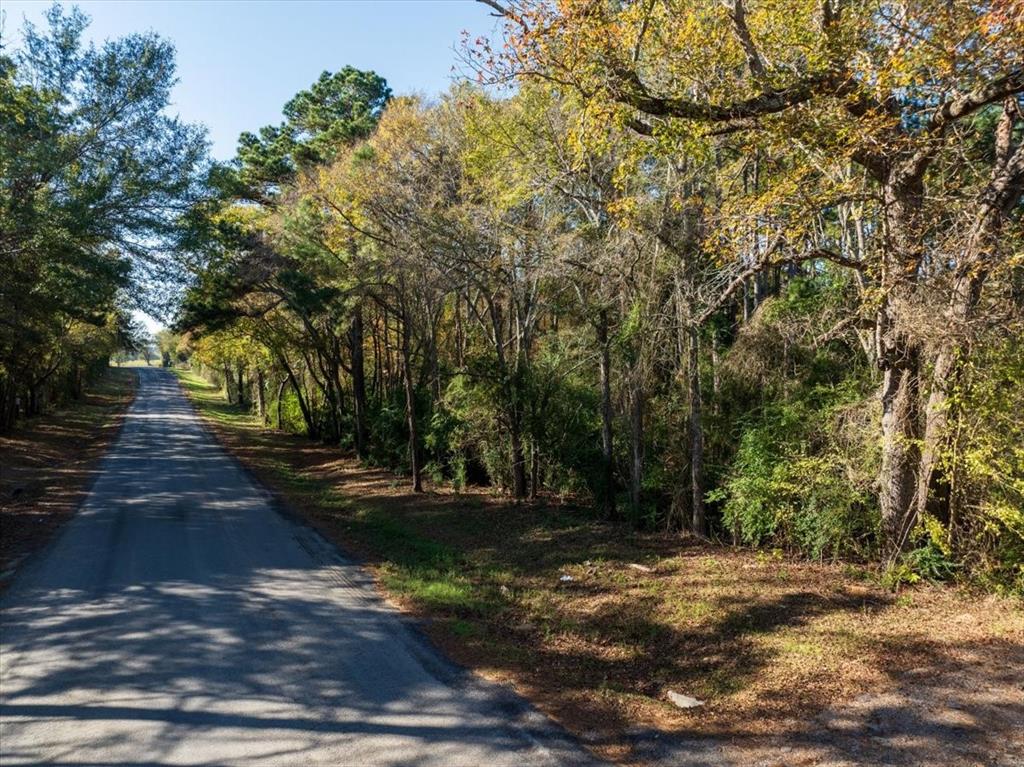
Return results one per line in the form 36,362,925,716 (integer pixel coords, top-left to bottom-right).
711,278,879,560
711,386,878,559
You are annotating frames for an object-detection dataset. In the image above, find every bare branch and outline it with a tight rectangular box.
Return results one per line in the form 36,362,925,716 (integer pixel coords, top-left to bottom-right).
475,0,512,16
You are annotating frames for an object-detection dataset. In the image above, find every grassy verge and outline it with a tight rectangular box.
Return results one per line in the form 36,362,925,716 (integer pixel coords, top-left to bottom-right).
174,367,1024,765
0,367,137,586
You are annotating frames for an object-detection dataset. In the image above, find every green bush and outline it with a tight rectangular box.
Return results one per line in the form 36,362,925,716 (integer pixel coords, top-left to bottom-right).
712,385,877,560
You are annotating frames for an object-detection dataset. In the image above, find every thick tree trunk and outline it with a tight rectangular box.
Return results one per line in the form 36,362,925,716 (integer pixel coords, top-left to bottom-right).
688,327,707,536
876,174,926,556
597,310,616,518
877,334,920,554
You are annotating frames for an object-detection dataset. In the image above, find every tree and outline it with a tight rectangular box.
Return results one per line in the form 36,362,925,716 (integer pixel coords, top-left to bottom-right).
178,67,392,450
174,21,1021,587
1,4,207,428
478,0,1024,552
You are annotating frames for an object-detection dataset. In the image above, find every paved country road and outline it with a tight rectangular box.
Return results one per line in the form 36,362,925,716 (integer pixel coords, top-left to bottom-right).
0,368,600,766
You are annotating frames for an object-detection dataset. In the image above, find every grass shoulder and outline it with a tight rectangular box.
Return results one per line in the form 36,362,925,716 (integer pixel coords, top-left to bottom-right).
173,369,1024,766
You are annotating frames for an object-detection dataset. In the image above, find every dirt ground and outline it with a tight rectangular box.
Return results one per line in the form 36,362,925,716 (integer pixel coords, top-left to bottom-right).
0,368,136,588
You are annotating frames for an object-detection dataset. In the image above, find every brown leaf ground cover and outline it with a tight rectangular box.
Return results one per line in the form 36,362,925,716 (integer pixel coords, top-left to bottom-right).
0,367,137,589
176,368,1023,766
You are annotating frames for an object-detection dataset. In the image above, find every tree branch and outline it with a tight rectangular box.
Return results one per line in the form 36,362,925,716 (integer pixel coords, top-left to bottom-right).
607,63,834,122
728,0,767,80
928,68,1024,136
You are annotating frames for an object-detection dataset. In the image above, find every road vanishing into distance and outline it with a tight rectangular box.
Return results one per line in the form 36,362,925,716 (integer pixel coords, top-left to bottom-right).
0,368,598,766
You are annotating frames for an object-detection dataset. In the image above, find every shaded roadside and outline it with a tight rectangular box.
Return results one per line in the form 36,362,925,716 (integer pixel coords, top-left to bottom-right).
0,367,136,588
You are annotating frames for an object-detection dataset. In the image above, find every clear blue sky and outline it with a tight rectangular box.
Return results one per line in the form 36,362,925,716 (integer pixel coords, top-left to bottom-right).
2,0,500,161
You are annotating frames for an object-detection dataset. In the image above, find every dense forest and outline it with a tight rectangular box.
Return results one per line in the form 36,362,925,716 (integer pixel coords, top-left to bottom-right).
5,2,1023,591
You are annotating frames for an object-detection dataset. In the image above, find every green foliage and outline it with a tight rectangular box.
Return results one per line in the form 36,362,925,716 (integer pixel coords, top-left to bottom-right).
1,4,207,427
712,388,877,560
882,540,958,591
167,27,1020,598
711,281,879,560
524,336,604,498
943,334,1024,593
424,405,469,490
234,67,390,197
441,373,507,490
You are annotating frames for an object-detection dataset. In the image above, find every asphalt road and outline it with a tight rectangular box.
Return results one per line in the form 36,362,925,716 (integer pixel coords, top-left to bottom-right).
0,368,599,766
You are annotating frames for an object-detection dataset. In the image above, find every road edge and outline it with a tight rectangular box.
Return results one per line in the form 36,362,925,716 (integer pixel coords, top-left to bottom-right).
169,367,608,767
0,368,139,594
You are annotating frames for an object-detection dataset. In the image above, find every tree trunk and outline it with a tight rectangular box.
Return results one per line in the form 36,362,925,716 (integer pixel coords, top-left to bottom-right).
0,377,16,432
455,293,466,368
236,364,246,408
488,299,528,499
629,380,643,514
509,419,528,499
280,356,318,440
222,365,234,403
275,377,286,430
688,327,707,536
255,368,267,424
530,441,540,500
349,305,369,459
916,349,957,526
400,312,423,493
710,329,721,409
877,335,920,554
875,170,927,557
916,107,1024,531
597,310,616,518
